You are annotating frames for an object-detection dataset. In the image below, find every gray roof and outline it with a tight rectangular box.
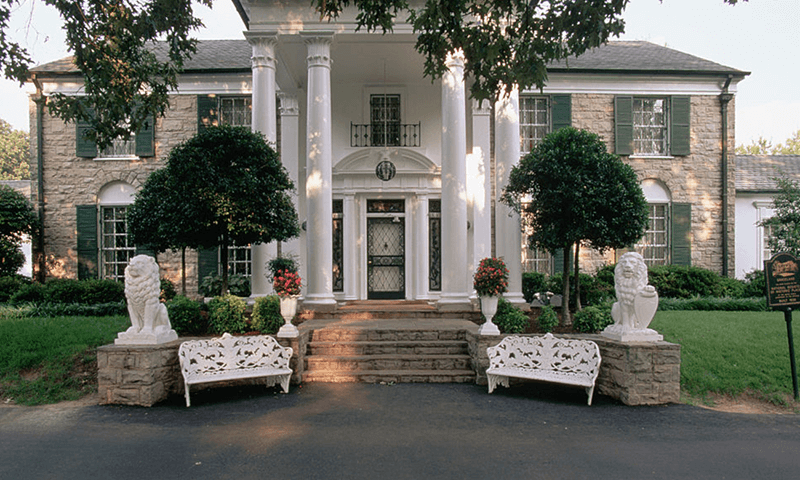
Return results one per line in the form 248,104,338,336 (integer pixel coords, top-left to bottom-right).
736,155,800,192
30,40,747,77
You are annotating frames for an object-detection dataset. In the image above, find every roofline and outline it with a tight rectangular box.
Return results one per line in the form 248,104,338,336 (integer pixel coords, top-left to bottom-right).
547,67,749,78
736,189,780,194
231,0,250,29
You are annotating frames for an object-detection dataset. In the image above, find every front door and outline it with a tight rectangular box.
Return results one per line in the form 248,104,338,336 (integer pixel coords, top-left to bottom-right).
367,216,405,299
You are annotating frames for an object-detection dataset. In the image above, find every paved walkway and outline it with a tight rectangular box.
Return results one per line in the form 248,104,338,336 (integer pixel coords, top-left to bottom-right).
2,383,799,479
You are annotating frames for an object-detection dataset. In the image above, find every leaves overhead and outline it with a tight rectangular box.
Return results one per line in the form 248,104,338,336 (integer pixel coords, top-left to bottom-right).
0,118,29,180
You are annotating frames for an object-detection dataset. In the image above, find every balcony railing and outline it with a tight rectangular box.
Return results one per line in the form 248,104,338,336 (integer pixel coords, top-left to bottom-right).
350,122,421,148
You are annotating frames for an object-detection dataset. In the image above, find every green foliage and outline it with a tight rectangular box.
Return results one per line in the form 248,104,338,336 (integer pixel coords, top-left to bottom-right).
0,119,29,180
0,184,37,276
268,255,299,279
761,175,800,257
0,274,29,303
199,273,251,298
736,130,800,155
130,125,299,295
160,278,177,302
545,272,613,307
486,298,528,334
166,295,204,336
208,294,248,334
9,282,46,304
25,302,128,318
522,271,547,303
251,295,284,334
658,297,767,312
536,305,559,333
742,269,767,298
573,303,614,333
473,257,509,297
648,265,724,299
0,315,129,405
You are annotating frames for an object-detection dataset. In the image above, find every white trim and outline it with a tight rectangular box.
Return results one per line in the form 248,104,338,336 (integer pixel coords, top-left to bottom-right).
529,73,740,96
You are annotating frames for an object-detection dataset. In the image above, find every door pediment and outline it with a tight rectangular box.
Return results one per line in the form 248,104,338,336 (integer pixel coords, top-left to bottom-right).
333,149,439,177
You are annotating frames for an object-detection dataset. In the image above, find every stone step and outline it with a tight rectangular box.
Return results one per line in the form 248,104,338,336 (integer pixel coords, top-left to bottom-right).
305,354,473,372
310,328,467,343
307,340,469,356
302,369,477,384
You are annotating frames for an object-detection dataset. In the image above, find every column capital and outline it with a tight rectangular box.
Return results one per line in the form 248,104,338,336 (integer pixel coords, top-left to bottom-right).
278,92,299,116
303,34,333,69
472,99,491,116
245,32,278,70
445,49,465,70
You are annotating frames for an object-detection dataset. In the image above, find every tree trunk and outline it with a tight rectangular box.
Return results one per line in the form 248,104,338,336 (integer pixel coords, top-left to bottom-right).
561,244,572,326
574,242,582,311
180,247,186,296
220,231,229,295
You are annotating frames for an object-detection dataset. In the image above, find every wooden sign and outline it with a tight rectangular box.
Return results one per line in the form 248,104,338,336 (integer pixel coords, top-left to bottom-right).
765,252,800,310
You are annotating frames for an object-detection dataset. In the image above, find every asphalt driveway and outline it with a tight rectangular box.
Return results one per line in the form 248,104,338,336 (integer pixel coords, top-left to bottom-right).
1,382,799,479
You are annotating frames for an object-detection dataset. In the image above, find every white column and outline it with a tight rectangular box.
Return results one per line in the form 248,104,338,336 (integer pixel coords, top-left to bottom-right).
415,195,431,300
247,33,278,296
343,194,358,301
437,50,471,311
469,99,492,281
279,92,302,290
303,35,336,308
494,88,526,307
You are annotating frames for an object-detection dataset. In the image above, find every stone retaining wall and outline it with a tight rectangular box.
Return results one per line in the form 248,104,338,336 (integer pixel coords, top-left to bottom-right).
466,332,680,406
97,333,308,407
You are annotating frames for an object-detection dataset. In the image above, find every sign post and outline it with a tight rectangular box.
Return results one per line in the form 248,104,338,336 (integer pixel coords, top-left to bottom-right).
765,252,800,400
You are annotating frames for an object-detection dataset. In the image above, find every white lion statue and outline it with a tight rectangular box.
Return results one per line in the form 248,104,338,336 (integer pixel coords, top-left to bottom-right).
115,255,177,345
601,252,663,342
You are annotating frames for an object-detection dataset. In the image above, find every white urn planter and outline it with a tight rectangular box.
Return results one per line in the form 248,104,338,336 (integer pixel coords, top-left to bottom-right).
478,295,501,336
277,295,300,338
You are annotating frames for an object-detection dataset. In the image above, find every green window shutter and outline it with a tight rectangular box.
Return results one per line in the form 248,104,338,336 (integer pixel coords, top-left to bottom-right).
671,203,692,266
614,96,633,156
76,205,98,279
135,245,156,258
551,94,572,131
197,95,218,131
135,113,156,157
552,249,565,274
76,116,97,158
670,96,691,156
197,247,219,286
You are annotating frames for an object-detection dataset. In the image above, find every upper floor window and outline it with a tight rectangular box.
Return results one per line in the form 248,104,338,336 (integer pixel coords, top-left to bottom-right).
519,96,549,156
633,98,669,156
370,94,401,147
99,135,136,159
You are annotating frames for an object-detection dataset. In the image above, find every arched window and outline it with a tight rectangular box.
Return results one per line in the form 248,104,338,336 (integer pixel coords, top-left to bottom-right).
98,181,136,281
635,179,671,266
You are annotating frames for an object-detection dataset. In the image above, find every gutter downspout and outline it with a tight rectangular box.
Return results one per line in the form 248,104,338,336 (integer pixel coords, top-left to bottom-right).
31,74,46,283
719,75,734,278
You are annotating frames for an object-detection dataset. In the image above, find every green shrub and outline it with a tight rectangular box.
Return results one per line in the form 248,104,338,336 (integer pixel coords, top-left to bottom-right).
160,278,177,302
716,275,746,298
595,264,616,291
545,272,612,307
487,298,529,334
166,295,204,335
658,296,767,312
9,282,46,304
268,256,298,279
537,305,559,333
44,279,87,304
251,295,284,334
0,275,29,303
522,272,547,303
199,273,251,297
742,269,766,298
82,279,125,304
208,294,248,334
573,303,614,333
647,265,721,298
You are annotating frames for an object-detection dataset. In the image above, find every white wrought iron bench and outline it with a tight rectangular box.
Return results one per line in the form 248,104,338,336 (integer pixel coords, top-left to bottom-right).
486,333,601,405
178,333,293,407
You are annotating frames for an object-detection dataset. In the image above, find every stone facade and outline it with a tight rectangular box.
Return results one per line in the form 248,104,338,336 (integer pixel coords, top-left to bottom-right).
29,95,201,293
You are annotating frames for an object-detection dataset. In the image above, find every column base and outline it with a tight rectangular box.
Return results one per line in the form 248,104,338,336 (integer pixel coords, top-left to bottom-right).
437,293,473,312
303,294,338,312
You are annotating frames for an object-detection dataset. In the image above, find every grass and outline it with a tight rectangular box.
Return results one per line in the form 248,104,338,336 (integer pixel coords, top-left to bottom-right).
651,310,800,407
0,315,129,405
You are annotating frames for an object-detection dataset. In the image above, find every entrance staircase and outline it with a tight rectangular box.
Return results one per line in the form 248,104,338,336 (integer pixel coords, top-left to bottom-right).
299,301,480,384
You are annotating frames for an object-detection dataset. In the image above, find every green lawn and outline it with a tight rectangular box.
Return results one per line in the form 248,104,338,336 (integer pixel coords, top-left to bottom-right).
652,310,800,406
0,315,129,405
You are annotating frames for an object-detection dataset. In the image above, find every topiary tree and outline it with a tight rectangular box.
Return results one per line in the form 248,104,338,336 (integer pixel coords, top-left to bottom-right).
502,127,648,325
0,184,37,276
128,125,300,295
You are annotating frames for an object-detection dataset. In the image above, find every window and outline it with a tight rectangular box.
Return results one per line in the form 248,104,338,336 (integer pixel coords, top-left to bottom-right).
333,200,344,292
370,94,401,146
76,112,155,158
520,201,553,274
633,98,669,156
100,206,135,281
99,135,137,159
519,96,549,156
635,204,669,266
429,199,441,291
226,243,252,278
219,97,252,127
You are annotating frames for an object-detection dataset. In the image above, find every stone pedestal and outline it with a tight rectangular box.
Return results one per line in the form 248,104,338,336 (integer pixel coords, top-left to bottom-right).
97,340,183,407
